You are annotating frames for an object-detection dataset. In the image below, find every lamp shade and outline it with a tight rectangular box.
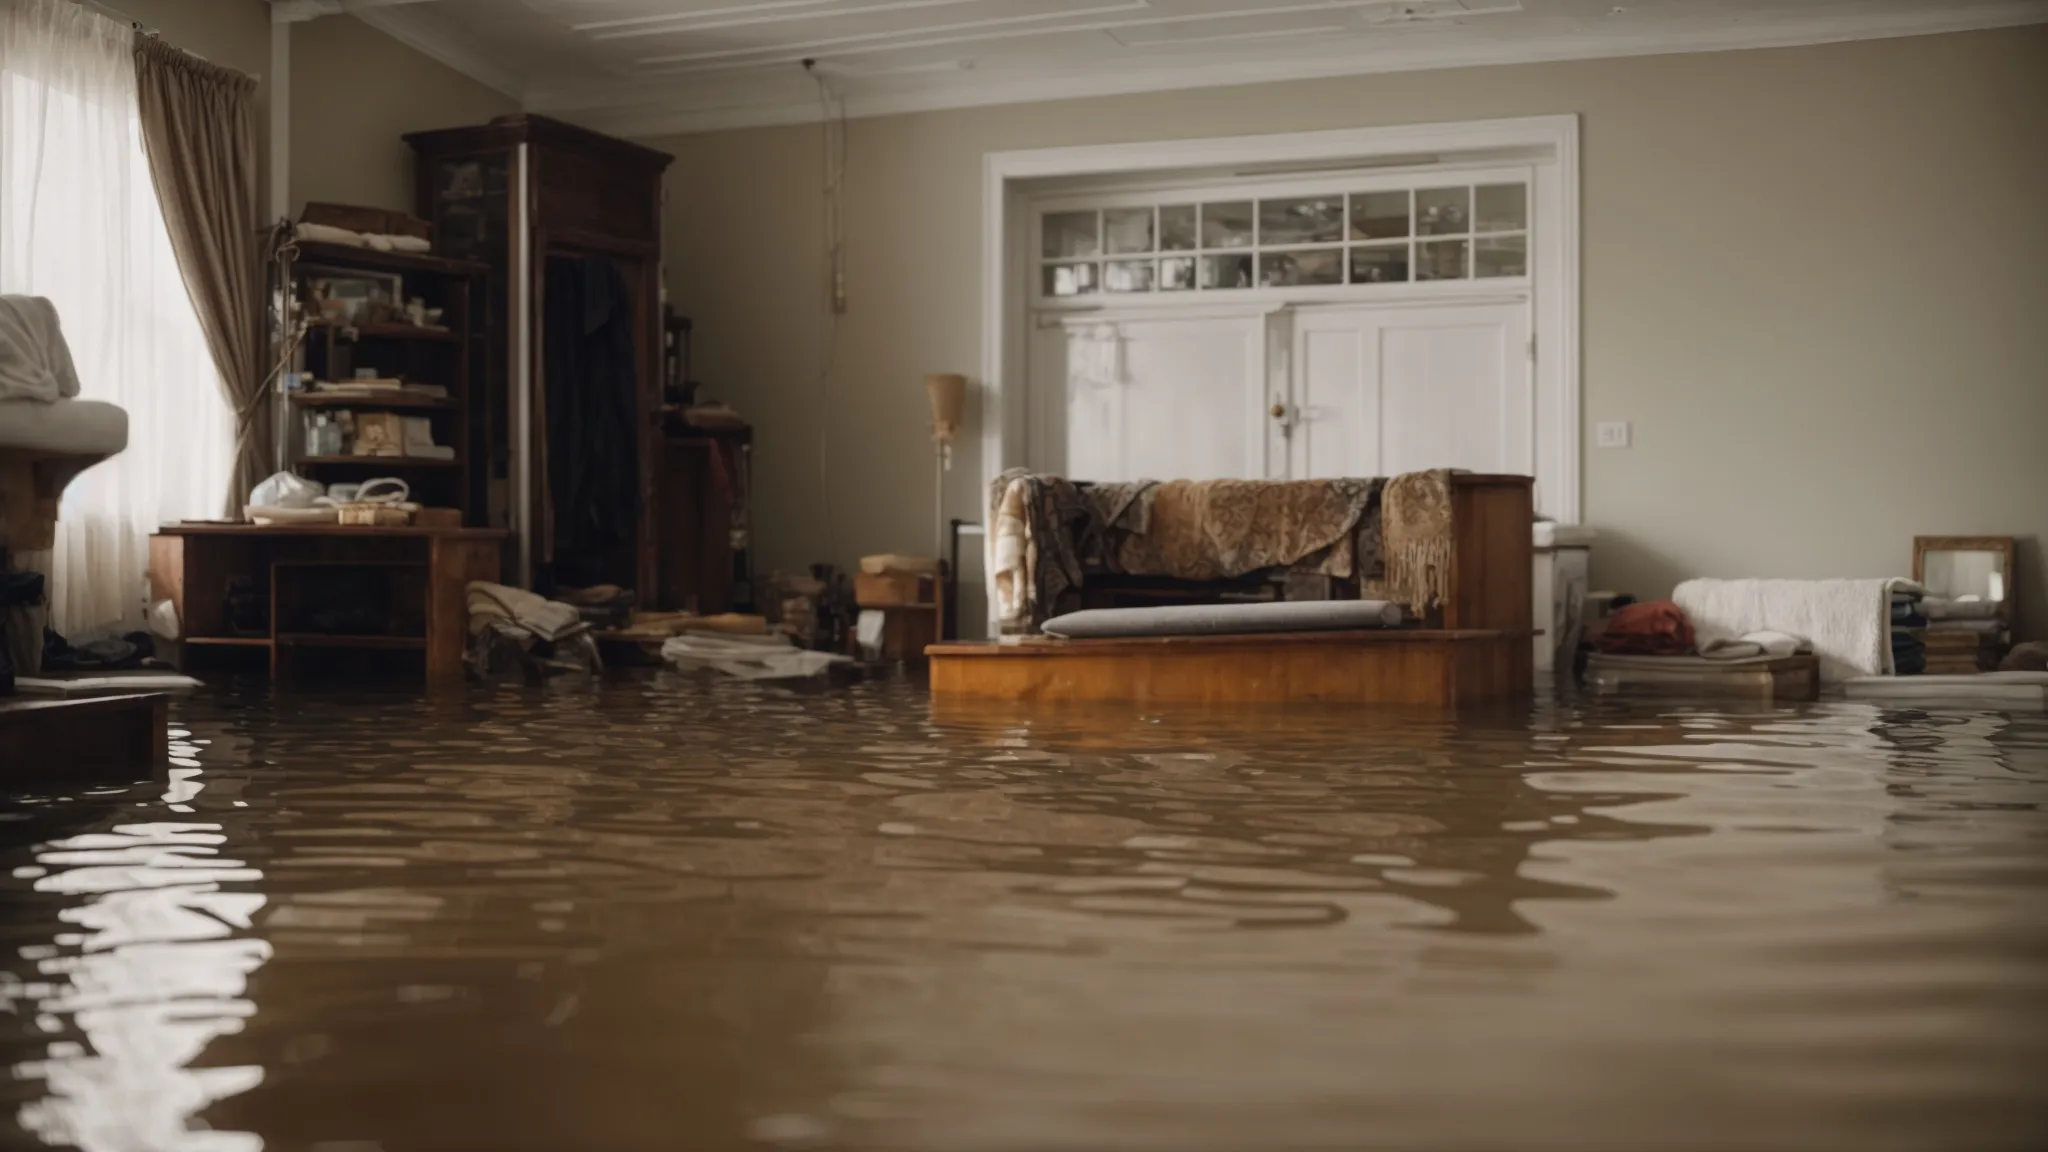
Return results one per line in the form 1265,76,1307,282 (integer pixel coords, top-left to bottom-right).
925,373,966,444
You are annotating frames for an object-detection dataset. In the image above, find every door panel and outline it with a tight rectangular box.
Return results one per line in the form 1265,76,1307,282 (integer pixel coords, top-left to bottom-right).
1055,315,1265,482
1293,314,1375,480
1290,303,1529,480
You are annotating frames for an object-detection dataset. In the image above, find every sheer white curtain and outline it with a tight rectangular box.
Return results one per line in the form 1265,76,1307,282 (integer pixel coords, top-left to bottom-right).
0,0,233,634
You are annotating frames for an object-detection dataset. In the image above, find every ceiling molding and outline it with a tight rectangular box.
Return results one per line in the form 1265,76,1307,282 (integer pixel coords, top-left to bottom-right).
636,0,1459,73
638,1,1147,71
575,0,846,36
348,7,526,100
585,0,1029,41
381,2,2048,139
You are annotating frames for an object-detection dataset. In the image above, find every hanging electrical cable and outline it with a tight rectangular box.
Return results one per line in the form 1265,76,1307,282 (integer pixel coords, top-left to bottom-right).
805,58,847,562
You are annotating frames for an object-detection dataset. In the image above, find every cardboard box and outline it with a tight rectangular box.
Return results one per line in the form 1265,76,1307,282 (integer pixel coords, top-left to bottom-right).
856,569,934,608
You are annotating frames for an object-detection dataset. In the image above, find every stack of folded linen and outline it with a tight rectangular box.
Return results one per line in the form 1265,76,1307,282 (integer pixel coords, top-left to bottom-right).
1890,588,1927,675
1917,595,2007,674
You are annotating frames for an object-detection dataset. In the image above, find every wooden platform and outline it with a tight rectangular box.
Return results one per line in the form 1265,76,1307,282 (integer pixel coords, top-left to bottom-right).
0,694,168,782
927,629,1532,706
1583,653,1821,701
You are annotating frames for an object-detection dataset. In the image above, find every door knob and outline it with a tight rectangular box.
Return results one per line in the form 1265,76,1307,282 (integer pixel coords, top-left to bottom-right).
1270,403,1287,419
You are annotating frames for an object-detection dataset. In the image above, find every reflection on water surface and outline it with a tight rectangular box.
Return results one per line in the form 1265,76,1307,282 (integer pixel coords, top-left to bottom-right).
3,678,2044,1150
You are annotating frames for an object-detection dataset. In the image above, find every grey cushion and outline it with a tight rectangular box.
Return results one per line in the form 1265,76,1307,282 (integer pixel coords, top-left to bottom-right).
1043,600,1403,639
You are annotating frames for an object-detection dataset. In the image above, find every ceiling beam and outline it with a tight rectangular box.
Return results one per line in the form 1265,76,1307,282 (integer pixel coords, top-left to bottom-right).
268,0,525,98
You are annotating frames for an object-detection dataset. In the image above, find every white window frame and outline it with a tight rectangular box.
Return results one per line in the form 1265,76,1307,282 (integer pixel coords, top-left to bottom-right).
981,117,1582,598
1029,162,1537,306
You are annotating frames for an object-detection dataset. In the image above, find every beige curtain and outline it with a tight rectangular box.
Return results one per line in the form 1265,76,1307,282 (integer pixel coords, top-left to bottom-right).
133,34,267,511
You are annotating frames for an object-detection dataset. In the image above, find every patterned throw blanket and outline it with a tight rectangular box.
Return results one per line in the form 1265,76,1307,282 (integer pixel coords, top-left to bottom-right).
1379,468,1457,616
989,470,1089,634
1110,478,1381,582
989,469,1456,633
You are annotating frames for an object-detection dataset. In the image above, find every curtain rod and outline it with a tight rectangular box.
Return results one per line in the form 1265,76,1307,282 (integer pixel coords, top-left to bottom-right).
77,0,144,28
70,0,224,65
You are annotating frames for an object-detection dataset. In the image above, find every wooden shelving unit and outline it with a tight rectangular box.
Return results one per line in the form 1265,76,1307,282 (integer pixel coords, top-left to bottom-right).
280,242,489,523
291,392,456,411
294,239,481,277
297,455,460,469
275,634,427,650
407,115,674,592
306,321,462,343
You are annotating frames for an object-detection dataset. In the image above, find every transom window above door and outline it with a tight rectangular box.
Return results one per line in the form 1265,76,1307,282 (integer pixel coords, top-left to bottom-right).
1038,177,1529,300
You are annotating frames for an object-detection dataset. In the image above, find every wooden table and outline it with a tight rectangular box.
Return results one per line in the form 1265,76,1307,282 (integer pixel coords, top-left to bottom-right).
150,524,507,680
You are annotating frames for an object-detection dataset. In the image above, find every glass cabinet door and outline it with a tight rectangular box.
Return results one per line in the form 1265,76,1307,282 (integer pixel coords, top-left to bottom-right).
1042,211,1100,259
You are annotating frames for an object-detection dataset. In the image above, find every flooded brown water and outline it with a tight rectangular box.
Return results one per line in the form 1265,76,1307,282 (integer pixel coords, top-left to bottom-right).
2,675,2045,1152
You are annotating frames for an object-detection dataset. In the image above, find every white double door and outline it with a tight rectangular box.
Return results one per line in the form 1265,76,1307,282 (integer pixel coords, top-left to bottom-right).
1046,301,1531,483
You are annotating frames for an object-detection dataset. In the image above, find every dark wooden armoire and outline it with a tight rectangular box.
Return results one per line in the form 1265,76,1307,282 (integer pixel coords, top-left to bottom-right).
404,115,673,596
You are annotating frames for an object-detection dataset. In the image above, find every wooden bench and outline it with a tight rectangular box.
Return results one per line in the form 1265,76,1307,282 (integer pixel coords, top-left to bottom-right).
936,474,1536,706
0,694,168,782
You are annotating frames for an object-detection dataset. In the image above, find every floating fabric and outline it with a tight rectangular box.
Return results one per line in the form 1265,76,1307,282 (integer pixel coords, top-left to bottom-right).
466,581,584,642
660,632,847,680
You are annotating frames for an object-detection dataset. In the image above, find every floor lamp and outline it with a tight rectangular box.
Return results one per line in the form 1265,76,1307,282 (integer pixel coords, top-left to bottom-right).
926,373,965,559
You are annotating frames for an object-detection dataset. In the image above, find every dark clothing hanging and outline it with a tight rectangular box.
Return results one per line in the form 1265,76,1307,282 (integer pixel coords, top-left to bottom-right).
543,255,640,580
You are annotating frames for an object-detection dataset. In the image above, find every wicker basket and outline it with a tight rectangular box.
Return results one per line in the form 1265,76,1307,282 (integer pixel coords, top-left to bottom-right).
332,477,415,526
336,503,413,527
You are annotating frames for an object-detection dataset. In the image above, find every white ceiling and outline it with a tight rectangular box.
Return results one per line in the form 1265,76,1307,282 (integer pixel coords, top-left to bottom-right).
281,0,2048,136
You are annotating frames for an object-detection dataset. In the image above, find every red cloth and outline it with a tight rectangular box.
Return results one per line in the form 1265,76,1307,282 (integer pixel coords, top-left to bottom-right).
1594,600,1695,656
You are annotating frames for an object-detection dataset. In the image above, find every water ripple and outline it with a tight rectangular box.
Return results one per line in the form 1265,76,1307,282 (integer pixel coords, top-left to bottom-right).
0,680,2042,1150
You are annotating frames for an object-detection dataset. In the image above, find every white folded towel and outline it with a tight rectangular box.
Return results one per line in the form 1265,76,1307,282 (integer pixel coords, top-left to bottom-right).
1673,579,1911,681
295,222,433,255
1743,629,1809,656
0,295,81,403
295,221,366,248
1926,619,2003,634
1699,639,1764,660
1921,596,2002,621
1698,631,1809,661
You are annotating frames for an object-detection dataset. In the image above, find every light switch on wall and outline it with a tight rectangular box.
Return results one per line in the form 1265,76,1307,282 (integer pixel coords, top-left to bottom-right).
1596,421,1632,448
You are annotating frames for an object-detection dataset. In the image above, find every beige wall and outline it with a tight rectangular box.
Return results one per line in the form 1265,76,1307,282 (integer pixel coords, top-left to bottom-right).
649,26,2048,638
288,15,517,215
120,2,516,216
122,0,267,75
